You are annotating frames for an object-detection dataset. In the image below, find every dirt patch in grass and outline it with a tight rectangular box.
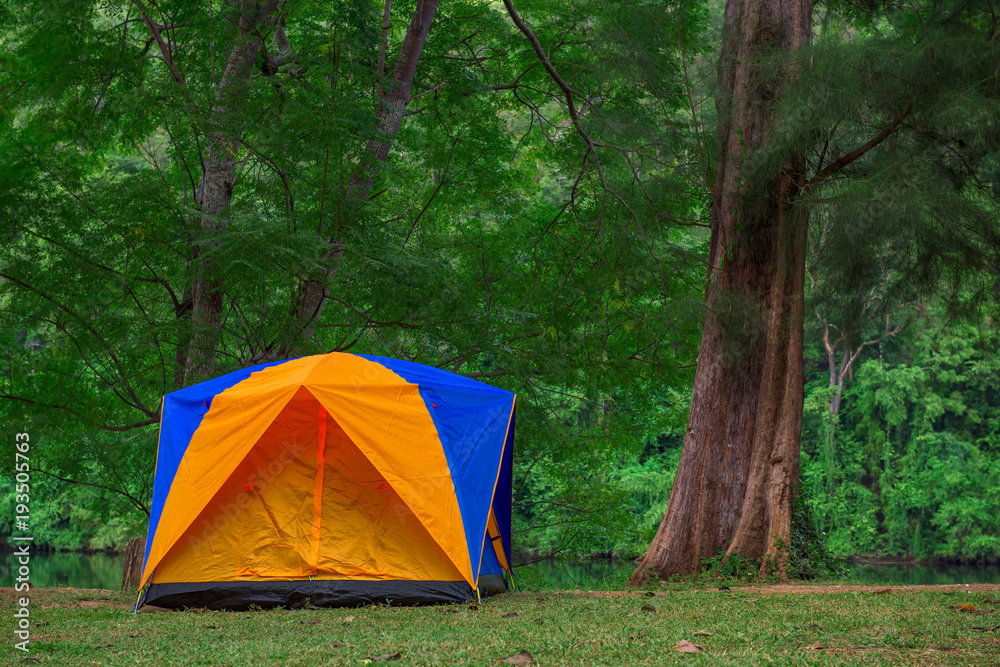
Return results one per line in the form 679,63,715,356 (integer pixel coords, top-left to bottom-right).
0,587,133,609
725,583,1000,596
551,583,1000,596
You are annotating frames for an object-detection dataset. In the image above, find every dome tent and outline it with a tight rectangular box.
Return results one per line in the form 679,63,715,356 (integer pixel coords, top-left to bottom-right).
137,352,515,610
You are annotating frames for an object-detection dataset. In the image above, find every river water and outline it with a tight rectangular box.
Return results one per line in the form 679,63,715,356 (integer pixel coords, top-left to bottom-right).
4,552,999,590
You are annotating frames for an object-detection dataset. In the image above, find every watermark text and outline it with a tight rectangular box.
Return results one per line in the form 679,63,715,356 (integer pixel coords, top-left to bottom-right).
13,431,32,653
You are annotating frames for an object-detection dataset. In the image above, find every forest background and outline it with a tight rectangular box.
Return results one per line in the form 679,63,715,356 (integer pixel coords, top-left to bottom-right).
1,0,998,569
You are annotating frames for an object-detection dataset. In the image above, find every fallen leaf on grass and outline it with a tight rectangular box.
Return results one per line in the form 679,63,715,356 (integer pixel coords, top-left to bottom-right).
34,622,49,627
804,641,824,650
985,598,1000,604
950,604,993,614
693,630,713,637
128,632,142,638
971,624,1000,632
326,641,346,648
629,631,646,640
504,650,534,665
873,588,892,595
204,625,220,629
301,618,321,625
673,640,704,653
502,612,519,618
343,615,356,623
95,644,113,649
364,652,401,662
641,604,656,612
23,658,41,664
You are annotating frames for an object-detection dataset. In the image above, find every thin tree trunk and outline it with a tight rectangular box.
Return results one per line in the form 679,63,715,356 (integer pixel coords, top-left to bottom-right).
268,0,440,360
173,282,193,391
630,0,811,584
831,347,848,415
121,536,147,590
185,0,284,383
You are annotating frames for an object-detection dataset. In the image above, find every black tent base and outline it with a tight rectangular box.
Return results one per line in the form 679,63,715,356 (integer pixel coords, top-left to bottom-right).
143,576,508,610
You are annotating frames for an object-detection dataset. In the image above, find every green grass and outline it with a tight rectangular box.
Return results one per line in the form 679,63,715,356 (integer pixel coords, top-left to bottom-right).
3,586,998,665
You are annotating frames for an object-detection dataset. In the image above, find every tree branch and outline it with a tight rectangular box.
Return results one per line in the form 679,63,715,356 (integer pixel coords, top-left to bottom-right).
376,0,392,93
501,0,601,174
513,547,569,567
806,100,914,189
36,467,150,517
0,394,158,432
0,270,158,418
135,3,187,85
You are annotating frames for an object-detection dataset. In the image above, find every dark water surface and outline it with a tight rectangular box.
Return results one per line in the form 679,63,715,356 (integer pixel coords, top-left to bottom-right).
5,551,999,590
850,561,1000,585
511,558,1000,590
3,550,124,589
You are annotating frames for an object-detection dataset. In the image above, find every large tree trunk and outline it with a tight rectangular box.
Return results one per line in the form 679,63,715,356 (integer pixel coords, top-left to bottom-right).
630,0,812,584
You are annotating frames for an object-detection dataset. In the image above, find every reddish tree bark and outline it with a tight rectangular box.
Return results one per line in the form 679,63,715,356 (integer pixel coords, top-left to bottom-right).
121,536,147,591
630,0,812,583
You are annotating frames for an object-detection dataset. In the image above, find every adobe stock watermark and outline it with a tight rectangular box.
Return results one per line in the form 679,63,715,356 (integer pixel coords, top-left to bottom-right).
12,431,32,653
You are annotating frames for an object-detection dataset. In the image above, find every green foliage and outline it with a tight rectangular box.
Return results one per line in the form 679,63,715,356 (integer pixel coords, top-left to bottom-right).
0,0,708,555
803,307,1000,561
787,494,850,580
693,495,848,583
1,0,996,571
699,551,763,582
610,447,681,553
0,471,145,551
790,0,1000,566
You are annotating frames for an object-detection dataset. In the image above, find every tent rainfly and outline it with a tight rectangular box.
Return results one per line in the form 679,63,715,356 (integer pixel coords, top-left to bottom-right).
136,352,515,610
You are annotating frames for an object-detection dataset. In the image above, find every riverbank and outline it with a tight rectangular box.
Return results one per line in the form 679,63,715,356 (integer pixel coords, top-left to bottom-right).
3,585,997,665
7,550,1000,591
514,555,1000,589
848,555,1000,567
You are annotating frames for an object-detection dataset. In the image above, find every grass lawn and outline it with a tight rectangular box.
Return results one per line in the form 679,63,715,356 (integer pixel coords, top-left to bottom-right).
3,584,999,665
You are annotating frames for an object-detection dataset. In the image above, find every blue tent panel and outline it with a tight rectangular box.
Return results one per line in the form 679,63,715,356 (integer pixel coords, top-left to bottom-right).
143,359,288,568
493,409,515,562
478,527,504,576
359,354,515,578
